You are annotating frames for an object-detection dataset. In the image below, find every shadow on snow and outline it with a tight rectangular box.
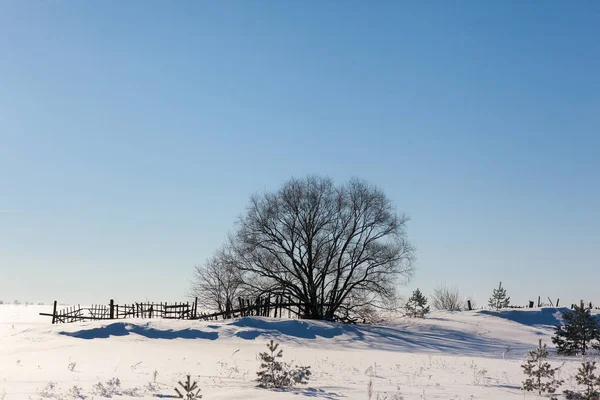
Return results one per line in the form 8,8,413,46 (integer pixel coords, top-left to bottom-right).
58,316,532,358
337,323,531,358
478,307,569,327
228,317,528,358
60,322,218,340
262,387,345,399
230,318,343,340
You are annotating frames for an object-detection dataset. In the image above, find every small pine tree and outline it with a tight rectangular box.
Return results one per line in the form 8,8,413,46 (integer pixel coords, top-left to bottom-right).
174,375,202,400
405,289,430,318
488,281,510,310
256,340,311,389
522,339,563,395
553,303,600,356
564,361,600,400
257,340,284,388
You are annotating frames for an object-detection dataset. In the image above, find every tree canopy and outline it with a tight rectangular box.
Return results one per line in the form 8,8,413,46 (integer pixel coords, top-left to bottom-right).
195,176,415,321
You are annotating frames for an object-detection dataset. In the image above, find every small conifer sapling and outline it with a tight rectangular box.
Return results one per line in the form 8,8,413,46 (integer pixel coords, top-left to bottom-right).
405,289,430,318
174,375,202,400
553,303,600,356
564,361,600,400
522,339,563,395
488,281,510,310
256,340,311,389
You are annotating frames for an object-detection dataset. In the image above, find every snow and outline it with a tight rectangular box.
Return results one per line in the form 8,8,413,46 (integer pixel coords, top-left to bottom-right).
478,307,569,327
0,304,597,399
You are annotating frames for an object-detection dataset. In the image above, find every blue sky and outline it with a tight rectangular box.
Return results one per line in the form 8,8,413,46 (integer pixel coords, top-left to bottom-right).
1,1,598,307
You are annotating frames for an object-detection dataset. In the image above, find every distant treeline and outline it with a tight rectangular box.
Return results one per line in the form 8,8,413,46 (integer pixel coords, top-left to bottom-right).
0,300,45,305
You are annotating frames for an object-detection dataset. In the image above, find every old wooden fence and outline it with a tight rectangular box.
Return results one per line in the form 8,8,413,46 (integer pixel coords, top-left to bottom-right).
40,296,320,324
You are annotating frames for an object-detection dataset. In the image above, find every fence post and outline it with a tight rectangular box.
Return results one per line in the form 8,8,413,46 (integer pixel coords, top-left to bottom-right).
256,297,261,316
529,301,534,308
265,296,268,317
279,295,283,318
266,294,271,317
264,296,268,317
263,296,268,317
51,300,57,324
537,296,540,307
109,299,114,319
194,297,198,319
467,300,472,311
237,298,242,317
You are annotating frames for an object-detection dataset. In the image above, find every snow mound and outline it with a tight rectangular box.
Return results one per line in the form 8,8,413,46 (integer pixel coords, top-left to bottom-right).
478,307,569,327
3,304,596,399
60,322,219,340
55,316,533,358
229,317,343,340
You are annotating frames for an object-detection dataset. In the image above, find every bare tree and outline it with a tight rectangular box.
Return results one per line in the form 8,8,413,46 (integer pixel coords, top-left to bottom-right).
221,176,415,320
431,285,464,311
189,246,245,313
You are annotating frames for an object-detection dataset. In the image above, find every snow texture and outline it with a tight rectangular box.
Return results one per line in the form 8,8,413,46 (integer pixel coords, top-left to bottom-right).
1,304,598,399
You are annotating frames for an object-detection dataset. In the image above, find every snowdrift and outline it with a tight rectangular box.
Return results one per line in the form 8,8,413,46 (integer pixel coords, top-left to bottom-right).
478,307,600,328
478,307,568,327
56,313,545,358
1,305,595,399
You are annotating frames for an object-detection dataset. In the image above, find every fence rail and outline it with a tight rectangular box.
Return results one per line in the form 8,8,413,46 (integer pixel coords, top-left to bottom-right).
39,296,596,325
39,296,327,324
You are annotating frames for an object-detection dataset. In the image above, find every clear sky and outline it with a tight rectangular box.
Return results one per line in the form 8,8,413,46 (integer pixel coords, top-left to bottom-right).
1,1,598,307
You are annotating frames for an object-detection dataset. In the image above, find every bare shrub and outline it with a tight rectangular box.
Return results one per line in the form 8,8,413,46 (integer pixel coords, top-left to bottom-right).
431,285,464,311
189,246,245,313
92,378,120,397
92,378,140,398
68,385,85,399
38,382,59,398
333,289,393,324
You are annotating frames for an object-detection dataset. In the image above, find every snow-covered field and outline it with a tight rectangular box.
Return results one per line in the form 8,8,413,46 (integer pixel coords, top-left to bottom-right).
0,305,597,399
